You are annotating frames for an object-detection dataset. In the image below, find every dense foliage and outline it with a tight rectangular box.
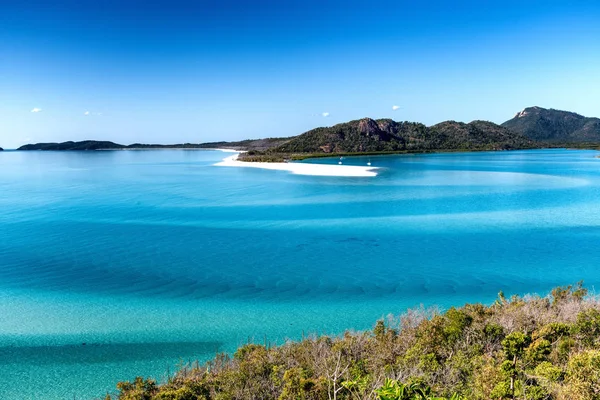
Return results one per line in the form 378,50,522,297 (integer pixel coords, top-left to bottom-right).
502,106,600,143
428,120,532,150
237,118,534,161
108,283,600,400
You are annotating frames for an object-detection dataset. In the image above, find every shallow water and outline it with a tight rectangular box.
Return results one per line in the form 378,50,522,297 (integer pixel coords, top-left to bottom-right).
1,149,599,399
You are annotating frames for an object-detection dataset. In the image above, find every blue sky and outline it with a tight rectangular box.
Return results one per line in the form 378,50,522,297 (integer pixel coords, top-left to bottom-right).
1,0,600,148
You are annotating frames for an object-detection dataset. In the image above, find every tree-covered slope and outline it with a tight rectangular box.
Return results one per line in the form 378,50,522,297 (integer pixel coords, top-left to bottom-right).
429,120,533,150
275,118,414,153
502,106,600,143
272,118,533,155
110,283,600,400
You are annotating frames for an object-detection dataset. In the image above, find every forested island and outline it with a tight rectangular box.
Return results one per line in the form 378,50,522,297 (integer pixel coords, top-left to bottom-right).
108,283,599,400
12,107,600,162
238,118,534,162
15,138,288,152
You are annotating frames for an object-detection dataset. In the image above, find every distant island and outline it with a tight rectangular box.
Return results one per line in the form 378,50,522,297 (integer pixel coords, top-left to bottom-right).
11,107,600,162
15,138,287,152
240,118,534,162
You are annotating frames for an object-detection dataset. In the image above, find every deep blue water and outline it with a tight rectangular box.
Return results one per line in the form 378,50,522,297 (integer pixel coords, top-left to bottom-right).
1,149,600,399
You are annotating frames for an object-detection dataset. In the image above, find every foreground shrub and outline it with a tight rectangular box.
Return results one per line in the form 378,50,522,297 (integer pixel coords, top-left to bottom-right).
107,284,600,400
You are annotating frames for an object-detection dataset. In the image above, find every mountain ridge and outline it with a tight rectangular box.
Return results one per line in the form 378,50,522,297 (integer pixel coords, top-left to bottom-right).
502,106,600,142
13,117,536,160
15,107,600,157
241,117,534,161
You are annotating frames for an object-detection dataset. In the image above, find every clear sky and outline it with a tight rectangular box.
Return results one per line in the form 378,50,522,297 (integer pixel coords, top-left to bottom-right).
1,0,600,149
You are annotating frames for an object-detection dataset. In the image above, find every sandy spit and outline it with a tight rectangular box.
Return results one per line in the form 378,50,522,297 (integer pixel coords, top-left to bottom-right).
214,152,379,177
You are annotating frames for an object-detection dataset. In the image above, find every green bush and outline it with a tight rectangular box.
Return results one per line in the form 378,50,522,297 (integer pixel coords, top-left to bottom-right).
111,284,600,400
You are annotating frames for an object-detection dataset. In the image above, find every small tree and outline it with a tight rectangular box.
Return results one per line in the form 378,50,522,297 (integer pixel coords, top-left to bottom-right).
493,332,531,399
374,379,463,400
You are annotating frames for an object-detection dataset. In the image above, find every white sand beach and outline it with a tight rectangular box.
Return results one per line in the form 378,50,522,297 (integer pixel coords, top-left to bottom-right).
214,152,379,177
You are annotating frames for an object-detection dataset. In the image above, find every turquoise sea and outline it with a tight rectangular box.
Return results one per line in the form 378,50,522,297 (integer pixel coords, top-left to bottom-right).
1,149,600,399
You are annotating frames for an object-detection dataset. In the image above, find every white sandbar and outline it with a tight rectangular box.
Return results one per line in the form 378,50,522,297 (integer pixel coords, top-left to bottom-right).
215,153,379,177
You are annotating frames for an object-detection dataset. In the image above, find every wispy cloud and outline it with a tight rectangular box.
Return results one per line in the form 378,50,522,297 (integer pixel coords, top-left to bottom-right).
84,111,90,116
322,112,330,117
392,105,401,111
31,108,42,113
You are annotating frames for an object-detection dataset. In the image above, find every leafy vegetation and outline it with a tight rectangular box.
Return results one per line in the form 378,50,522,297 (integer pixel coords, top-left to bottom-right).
107,283,600,400
502,106,600,143
280,118,535,153
429,120,531,151
237,118,535,162
374,379,464,399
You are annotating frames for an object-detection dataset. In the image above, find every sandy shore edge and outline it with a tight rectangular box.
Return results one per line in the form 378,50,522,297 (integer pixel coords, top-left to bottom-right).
214,151,379,177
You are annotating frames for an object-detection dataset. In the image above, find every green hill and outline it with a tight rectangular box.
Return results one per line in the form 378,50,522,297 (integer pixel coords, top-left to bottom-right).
502,106,600,143
239,118,534,161
429,120,533,150
275,118,415,153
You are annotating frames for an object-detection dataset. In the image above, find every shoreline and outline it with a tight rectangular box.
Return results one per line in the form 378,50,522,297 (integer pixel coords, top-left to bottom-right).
214,152,379,177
